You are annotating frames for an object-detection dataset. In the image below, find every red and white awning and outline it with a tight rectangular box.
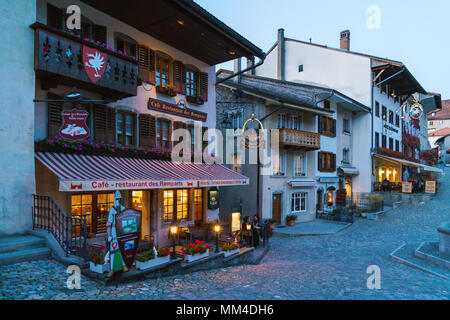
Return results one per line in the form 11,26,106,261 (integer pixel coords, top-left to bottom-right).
36,152,249,192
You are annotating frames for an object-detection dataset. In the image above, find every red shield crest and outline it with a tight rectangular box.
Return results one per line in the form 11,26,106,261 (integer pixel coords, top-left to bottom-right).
59,109,90,140
82,45,107,83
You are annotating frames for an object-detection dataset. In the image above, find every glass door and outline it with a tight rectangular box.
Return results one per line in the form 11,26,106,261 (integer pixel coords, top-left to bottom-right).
96,193,114,234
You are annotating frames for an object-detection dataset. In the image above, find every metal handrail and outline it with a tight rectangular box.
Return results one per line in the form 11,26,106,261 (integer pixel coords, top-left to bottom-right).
32,194,88,260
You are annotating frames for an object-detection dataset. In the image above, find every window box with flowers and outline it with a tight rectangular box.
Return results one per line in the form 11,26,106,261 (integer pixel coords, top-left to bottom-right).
156,84,177,97
89,246,109,274
186,95,206,106
182,240,211,263
135,248,171,270
222,242,241,258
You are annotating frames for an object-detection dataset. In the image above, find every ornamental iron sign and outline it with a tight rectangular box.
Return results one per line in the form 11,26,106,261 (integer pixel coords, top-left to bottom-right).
59,109,90,140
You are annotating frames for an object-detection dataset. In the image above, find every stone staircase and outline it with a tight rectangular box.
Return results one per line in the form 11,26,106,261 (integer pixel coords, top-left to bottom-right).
0,235,51,266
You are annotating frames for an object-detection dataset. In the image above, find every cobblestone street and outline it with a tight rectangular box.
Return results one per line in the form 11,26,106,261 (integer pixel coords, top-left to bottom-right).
1,169,449,300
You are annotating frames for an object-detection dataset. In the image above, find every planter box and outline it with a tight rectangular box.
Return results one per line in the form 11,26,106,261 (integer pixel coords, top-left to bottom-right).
89,262,109,274
223,249,240,258
186,95,205,105
286,220,296,227
136,255,171,270
156,86,177,97
184,251,209,263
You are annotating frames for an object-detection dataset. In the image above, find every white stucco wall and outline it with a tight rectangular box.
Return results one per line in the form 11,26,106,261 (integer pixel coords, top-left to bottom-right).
0,0,37,235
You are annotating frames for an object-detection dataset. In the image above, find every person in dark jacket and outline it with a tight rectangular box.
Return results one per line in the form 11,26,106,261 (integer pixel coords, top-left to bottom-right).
252,215,261,247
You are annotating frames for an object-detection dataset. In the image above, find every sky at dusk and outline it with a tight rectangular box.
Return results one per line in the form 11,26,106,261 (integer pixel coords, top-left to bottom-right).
196,0,450,99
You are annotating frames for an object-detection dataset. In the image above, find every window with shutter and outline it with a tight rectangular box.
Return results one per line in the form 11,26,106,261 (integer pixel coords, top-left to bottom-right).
94,105,115,143
92,24,107,44
156,119,171,149
319,116,335,137
318,151,336,172
199,72,208,101
137,45,156,84
139,114,156,148
202,127,208,153
173,61,186,94
47,93,63,138
318,152,323,171
47,3,63,30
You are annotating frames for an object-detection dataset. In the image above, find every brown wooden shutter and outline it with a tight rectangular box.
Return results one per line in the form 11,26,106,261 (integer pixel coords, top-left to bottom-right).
172,61,186,95
94,105,115,143
137,45,156,84
318,115,323,133
139,114,156,148
318,152,323,172
47,3,63,30
199,72,208,101
332,153,336,172
332,119,337,137
47,93,63,138
92,24,107,43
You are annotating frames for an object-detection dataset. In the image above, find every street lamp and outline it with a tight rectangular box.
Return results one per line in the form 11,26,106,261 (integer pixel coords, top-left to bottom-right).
170,224,178,259
214,224,221,253
246,223,252,247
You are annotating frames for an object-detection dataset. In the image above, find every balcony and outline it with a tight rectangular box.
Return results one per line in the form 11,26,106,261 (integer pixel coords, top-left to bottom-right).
279,128,320,151
31,22,138,99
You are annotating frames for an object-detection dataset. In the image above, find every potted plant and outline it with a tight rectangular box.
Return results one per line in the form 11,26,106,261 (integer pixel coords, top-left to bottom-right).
222,242,241,257
135,247,171,270
285,215,297,227
182,240,211,263
89,246,109,274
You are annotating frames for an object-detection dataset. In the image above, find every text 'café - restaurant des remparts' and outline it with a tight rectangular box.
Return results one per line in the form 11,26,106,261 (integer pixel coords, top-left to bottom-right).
26,0,264,247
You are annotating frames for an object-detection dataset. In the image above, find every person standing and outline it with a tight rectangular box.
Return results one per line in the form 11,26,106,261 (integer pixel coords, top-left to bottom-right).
252,215,261,248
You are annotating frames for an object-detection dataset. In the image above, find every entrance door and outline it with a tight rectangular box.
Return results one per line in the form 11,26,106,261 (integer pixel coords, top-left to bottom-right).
194,189,203,222
316,190,323,212
272,194,282,224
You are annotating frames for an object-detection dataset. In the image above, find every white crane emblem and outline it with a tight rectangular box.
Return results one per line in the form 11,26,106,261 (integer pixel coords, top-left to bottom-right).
85,51,105,78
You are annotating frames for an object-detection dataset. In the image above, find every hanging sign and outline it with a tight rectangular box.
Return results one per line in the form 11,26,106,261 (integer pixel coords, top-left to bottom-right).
425,181,436,194
208,188,220,209
59,109,90,140
148,98,207,122
83,45,107,83
115,208,142,269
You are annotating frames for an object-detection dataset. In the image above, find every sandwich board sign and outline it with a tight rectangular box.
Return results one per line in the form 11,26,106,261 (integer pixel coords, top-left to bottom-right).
425,181,436,194
115,208,142,269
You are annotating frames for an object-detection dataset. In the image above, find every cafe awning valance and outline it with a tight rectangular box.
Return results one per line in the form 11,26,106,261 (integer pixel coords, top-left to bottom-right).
373,154,443,173
36,152,249,192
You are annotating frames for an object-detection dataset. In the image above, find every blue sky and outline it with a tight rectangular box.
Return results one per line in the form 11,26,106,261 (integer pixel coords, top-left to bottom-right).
196,0,449,99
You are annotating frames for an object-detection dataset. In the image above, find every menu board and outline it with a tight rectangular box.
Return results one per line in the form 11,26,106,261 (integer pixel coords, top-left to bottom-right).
425,181,436,194
115,208,142,269
402,182,413,194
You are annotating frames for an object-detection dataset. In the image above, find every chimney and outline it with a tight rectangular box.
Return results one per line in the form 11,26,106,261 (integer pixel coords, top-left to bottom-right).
233,58,241,83
340,30,350,51
277,28,285,81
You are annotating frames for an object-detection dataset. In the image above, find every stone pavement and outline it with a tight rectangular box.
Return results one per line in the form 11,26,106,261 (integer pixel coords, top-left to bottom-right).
0,168,449,300
274,220,351,237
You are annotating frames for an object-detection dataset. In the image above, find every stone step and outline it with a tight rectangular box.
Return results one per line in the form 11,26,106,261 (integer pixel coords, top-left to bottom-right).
0,235,46,254
0,247,51,266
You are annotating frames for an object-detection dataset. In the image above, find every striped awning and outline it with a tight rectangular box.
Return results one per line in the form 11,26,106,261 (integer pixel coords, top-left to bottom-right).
36,152,249,192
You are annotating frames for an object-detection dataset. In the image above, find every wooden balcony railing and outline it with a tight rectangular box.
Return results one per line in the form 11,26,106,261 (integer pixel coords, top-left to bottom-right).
279,128,320,151
31,22,138,99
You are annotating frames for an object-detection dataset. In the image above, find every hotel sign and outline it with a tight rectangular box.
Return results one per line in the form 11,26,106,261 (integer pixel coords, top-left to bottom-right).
148,98,207,122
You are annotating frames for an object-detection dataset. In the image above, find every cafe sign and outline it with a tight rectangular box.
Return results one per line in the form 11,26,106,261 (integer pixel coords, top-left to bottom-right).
148,98,207,122
59,109,90,140
208,187,220,209
402,182,413,194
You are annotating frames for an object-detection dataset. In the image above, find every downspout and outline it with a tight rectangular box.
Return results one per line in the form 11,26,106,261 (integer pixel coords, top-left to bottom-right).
216,55,266,85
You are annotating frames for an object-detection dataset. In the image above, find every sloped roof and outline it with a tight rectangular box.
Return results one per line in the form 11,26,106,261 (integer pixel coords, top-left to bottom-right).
428,127,450,137
428,100,450,120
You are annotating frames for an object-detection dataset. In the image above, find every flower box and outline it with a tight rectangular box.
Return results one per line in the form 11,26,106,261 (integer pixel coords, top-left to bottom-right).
223,248,240,258
156,85,177,97
186,95,205,106
184,251,209,263
136,255,171,270
89,261,109,274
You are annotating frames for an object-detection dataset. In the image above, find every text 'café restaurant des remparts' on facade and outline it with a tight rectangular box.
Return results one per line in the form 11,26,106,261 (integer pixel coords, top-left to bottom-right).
25,0,265,247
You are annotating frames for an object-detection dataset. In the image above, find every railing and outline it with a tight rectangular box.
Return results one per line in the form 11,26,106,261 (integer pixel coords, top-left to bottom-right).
32,195,88,260
279,128,320,150
31,22,138,99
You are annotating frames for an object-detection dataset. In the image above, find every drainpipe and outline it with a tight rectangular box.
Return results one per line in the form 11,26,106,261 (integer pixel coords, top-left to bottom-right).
216,54,266,85
277,28,285,81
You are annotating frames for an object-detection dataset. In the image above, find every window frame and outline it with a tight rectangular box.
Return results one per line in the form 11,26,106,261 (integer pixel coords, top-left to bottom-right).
342,147,350,164
290,192,308,214
185,68,199,97
156,118,171,148
156,54,171,87
272,152,286,177
116,111,136,146
163,189,190,222
293,153,307,177
343,118,351,134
